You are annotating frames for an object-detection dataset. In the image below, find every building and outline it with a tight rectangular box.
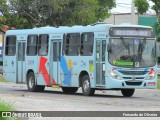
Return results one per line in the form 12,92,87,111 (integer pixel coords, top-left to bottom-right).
104,13,138,25
105,13,157,27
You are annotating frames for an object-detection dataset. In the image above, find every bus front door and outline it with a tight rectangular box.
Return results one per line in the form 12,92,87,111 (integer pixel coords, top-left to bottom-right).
50,41,61,85
96,40,106,86
17,41,26,83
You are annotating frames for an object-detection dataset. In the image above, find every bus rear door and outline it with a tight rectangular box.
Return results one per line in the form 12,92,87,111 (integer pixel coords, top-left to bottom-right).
3,36,16,82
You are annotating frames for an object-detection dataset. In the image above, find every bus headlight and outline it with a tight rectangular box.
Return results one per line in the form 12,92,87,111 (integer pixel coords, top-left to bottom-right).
146,68,156,80
109,70,122,80
146,73,156,80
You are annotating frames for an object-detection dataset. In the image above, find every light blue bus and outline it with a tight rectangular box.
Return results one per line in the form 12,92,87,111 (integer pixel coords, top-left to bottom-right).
3,23,157,97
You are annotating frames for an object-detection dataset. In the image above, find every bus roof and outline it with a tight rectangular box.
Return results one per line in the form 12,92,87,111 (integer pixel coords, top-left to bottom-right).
113,24,153,29
5,23,152,35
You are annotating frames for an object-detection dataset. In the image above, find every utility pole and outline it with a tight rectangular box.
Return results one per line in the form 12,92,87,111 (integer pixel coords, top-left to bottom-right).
131,0,136,24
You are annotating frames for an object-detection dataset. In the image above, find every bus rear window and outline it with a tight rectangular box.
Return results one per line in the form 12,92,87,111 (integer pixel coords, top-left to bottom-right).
5,36,16,56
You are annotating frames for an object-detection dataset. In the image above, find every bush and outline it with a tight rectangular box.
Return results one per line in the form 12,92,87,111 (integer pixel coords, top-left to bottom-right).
156,35,160,42
157,56,160,64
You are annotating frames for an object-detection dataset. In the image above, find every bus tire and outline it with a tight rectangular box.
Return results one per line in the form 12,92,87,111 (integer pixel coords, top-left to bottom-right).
27,72,45,92
82,75,95,96
121,89,135,97
62,87,78,94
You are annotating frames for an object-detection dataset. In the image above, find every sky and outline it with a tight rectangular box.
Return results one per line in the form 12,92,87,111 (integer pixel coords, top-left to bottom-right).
111,0,155,15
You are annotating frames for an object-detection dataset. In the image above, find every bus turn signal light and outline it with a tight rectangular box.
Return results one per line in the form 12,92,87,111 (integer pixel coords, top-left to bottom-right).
148,82,156,86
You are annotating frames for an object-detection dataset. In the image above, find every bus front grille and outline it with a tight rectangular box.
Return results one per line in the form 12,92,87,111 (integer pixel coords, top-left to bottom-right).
119,70,148,75
125,81,142,86
123,77,144,80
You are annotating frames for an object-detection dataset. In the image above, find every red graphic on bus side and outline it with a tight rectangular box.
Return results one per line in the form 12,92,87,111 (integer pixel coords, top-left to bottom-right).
38,56,56,85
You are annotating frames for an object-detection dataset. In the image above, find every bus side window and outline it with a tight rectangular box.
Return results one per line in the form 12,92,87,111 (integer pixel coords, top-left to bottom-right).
38,34,49,56
65,33,80,56
81,33,94,56
5,36,16,56
62,34,66,55
65,35,70,55
27,35,38,56
102,40,106,61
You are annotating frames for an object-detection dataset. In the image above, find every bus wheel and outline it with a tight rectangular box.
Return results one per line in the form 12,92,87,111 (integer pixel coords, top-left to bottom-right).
82,75,95,96
27,72,45,92
121,89,135,97
62,87,78,94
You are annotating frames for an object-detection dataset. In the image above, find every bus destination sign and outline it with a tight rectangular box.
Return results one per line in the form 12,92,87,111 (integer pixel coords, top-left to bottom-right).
109,27,154,38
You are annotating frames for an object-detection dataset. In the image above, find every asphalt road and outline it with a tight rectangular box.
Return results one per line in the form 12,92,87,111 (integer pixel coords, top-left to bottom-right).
0,82,160,120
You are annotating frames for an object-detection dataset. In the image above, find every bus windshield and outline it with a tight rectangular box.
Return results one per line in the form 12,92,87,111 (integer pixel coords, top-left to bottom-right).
108,38,156,68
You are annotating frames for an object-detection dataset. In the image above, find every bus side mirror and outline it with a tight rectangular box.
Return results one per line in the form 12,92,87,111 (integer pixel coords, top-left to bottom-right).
156,42,160,57
156,42,160,64
107,44,112,53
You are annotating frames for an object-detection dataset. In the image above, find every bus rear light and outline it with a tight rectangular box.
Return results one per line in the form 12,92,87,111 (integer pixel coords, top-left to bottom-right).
148,82,156,86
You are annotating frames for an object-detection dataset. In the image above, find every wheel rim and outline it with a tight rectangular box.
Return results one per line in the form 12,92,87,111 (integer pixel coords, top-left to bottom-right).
28,76,34,89
83,80,90,93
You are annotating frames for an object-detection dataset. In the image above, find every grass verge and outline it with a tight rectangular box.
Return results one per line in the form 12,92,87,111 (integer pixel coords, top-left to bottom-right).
157,76,160,90
0,100,13,111
0,76,8,82
0,99,13,120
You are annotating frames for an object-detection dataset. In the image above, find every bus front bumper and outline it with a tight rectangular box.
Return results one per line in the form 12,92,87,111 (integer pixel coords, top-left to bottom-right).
106,76,157,89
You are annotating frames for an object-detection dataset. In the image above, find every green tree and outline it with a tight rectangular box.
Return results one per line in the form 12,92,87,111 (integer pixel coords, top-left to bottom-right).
135,0,160,15
0,0,115,29
0,0,28,29
0,0,8,29
151,0,160,15
134,0,149,15
0,0,9,15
